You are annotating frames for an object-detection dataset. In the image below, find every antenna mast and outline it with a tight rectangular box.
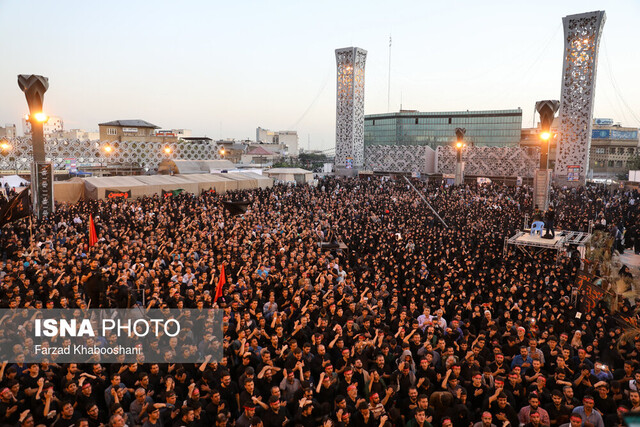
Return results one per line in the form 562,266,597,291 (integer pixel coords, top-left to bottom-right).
388,35,392,113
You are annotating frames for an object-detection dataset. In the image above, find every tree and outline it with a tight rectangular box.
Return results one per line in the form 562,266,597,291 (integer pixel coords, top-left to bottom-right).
627,155,640,172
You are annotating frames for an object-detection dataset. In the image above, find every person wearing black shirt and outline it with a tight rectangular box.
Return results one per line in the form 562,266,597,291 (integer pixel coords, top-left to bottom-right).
488,392,519,427
544,207,555,238
81,260,106,308
261,397,287,427
218,373,239,419
293,401,316,427
544,391,571,426
53,400,81,427
593,383,617,425
205,389,229,425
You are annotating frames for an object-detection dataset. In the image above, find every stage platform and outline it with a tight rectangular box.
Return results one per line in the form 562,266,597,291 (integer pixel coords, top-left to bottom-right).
504,229,592,261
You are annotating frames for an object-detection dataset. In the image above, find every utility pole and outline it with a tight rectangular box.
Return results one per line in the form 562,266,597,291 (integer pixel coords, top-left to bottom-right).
388,35,392,113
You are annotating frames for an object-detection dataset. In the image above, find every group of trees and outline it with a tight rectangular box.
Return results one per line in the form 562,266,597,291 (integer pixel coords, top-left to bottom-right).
273,152,332,171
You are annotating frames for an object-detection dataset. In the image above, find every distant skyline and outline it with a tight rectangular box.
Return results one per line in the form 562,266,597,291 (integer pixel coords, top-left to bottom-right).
1,0,639,151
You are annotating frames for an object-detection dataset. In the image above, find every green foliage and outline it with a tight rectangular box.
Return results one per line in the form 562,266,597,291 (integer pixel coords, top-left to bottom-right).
627,155,640,172
297,152,331,171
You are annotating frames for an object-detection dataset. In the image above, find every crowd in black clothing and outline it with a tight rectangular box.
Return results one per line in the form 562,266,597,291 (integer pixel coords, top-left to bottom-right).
0,177,639,427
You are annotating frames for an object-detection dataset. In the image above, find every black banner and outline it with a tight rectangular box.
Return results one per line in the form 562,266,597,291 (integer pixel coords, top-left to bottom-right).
35,162,53,218
575,270,606,312
105,189,131,199
0,188,30,227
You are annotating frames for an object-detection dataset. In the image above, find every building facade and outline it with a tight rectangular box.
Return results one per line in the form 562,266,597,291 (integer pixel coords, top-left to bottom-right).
156,129,192,140
335,47,367,175
520,118,639,178
364,109,522,149
555,11,606,186
22,116,63,137
98,120,171,142
256,127,299,156
0,124,17,139
52,129,99,141
589,120,639,177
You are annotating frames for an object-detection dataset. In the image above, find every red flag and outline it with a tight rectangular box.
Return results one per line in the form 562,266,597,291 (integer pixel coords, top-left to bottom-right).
89,214,98,247
214,264,226,303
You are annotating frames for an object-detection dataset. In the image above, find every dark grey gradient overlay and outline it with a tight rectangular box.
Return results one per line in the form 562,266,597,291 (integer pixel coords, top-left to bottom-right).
0,309,223,363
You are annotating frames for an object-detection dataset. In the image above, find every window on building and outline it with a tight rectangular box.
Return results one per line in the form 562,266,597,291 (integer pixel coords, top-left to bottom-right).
618,148,625,154
608,160,614,167
448,117,452,124
595,147,605,154
610,148,616,154
616,161,623,167
107,128,117,135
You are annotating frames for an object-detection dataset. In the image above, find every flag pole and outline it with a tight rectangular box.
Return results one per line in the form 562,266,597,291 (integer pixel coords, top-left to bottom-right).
403,176,449,228
28,187,33,243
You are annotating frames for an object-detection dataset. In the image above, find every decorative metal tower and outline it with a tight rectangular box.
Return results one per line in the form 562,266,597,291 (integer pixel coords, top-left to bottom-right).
555,11,606,186
335,47,367,176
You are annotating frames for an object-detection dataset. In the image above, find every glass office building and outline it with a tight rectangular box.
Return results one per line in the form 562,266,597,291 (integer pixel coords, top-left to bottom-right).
364,109,522,149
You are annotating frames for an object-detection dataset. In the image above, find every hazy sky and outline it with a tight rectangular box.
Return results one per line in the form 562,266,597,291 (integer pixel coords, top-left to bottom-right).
1,0,639,150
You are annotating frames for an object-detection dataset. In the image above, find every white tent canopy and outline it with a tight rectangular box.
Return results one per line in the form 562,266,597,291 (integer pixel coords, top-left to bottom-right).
179,174,235,193
264,168,313,184
0,175,29,189
172,160,235,174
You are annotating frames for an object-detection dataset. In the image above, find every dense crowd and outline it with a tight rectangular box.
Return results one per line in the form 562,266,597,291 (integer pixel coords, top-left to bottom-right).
0,176,639,427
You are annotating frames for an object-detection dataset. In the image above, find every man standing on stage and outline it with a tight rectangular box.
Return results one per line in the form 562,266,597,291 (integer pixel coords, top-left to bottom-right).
544,206,555,238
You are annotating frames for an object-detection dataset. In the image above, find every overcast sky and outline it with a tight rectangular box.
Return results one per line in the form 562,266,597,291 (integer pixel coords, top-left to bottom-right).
1,0,638,150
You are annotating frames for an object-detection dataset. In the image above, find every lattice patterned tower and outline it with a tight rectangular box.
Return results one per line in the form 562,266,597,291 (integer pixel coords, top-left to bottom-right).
335,47,367,176
555,11,606,186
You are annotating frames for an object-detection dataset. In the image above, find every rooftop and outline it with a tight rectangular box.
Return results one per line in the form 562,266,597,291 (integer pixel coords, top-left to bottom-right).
98,120,160,129
246,146,276,156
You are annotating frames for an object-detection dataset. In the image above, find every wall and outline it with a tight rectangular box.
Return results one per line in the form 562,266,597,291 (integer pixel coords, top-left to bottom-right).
364,145,436,174
437,146,540,178
0,137,224,172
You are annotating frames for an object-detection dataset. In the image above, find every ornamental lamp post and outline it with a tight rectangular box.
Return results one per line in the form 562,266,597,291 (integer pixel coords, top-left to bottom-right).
454,128,466,185
535,100,560,170
18,74,53,219
534,101,559,212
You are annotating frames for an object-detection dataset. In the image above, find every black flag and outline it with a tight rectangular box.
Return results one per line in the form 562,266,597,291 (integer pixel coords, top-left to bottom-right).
222,201,251,216
0,188,31,227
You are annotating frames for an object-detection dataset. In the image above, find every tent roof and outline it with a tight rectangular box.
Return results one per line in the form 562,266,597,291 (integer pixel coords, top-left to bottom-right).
0,175,30,188
238,171,271,180
172,160,235,174
264,168,312,174
179,173,233,182
135,175,198,185
246,146,275,156
83,176,147,188
98,119,160,128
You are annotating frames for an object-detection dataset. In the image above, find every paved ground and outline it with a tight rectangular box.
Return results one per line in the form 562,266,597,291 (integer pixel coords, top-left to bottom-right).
617,251,640,298
619,251,640,272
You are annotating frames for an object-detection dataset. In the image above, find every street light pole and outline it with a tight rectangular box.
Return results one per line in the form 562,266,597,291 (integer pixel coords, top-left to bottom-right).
18,74,53,219
103,145,113,176
0,142,11,175
454,128,466,186
534,100,560,211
